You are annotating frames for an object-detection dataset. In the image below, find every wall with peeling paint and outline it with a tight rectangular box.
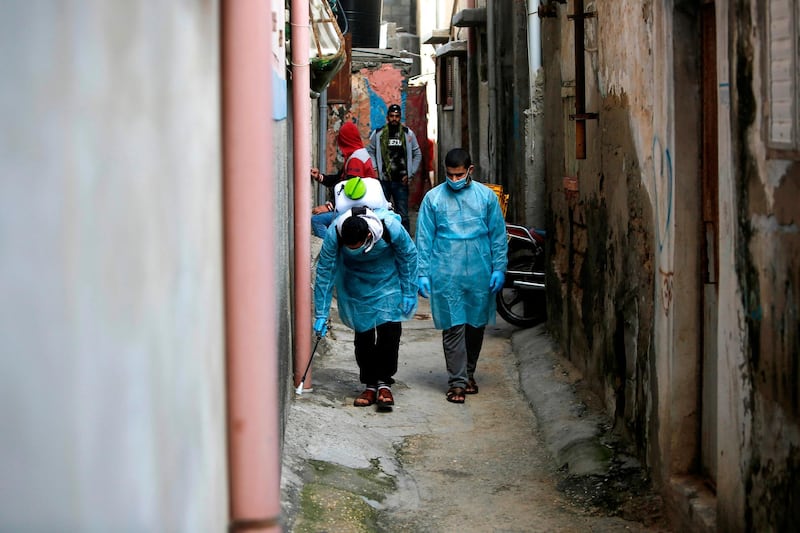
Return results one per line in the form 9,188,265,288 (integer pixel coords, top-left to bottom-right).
543,0,664,493
732,2,800,531
322,58,429,209
323,63,408,174
542,1,800,531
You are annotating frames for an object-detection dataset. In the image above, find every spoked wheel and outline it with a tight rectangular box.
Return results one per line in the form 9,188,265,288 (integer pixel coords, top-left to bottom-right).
496,252,547,328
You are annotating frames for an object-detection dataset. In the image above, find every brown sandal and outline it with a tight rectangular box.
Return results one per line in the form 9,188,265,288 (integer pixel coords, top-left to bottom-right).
465,378,479,395
446,386,466,404
354,387,377,407
377,385,394,407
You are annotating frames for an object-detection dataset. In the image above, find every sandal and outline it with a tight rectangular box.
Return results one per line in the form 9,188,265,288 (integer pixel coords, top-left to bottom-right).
465,378,479,395
354,386,377,407
446,386,466,404
377,385,394,407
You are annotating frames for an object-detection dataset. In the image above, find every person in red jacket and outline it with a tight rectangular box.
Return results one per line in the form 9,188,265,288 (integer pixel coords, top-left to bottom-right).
311,121,380,237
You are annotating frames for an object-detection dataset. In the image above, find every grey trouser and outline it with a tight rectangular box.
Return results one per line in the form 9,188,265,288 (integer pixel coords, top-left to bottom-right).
441,324,486,388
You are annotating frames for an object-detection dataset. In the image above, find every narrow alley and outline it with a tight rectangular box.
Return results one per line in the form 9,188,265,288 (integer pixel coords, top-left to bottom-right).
281,293,668,532
4,1,799,531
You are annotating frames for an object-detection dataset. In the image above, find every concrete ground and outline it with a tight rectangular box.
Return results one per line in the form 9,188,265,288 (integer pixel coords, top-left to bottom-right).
280,291,670,532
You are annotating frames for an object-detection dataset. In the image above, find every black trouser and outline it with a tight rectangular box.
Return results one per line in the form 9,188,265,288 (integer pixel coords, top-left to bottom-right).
380,180,410,231
353,321,402,385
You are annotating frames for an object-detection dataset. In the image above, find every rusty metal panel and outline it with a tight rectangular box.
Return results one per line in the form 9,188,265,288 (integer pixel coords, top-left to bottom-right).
406,84,432,207
326,33,352,104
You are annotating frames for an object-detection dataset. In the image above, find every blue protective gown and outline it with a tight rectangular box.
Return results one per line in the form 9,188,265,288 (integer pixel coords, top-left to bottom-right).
314,210,419,333
415,181,508,330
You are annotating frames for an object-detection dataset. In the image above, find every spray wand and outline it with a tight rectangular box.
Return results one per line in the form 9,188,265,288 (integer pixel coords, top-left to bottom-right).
295,332,323,395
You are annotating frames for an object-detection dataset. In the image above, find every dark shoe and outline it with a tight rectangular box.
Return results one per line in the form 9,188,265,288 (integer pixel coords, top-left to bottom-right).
446,387,466,404
354,386,377,407
465,378,479,395
377,385,394,408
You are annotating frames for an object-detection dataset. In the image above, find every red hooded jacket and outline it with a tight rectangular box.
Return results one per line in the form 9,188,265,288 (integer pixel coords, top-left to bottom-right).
337,122,377,179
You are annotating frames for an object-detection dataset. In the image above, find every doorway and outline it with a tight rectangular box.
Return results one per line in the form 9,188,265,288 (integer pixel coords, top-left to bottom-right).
671,0,719,488
699,0,719,487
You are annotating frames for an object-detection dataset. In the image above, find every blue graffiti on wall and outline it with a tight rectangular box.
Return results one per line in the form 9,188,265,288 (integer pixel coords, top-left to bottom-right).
651,135,673,252
365,79,407,129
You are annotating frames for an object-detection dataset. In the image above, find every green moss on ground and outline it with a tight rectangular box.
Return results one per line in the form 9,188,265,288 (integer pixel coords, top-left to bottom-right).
292,458,397,533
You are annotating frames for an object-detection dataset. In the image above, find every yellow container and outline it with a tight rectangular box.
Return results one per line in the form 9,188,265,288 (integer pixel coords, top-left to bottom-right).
485,183,509,219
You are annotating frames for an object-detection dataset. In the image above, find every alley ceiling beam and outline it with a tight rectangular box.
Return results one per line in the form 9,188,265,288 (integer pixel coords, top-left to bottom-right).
435,40,467,58
452,8,487,27
423,29,450,45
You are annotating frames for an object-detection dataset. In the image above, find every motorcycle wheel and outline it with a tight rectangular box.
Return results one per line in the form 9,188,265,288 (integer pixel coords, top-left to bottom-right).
496,253,547,328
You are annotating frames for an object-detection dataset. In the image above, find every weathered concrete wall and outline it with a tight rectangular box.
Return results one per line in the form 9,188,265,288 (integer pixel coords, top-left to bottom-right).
383,0,416,35
326,62,411,174
436,56,467,181
0,2,227,530
544,0,800,530
712,4,748,529
731,2,800,530
275,113,293,432
543,0,660,473
436,0,532,217
323,61,432,210
526,70,546,229
492,1,531,222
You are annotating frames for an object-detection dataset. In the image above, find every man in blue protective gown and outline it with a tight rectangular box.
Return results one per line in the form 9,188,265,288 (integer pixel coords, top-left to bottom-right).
313,206,418,409
415,148,508,404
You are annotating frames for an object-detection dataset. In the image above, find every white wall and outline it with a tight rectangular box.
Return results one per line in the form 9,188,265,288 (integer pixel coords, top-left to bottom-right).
0,2,227,531
416,0,454,144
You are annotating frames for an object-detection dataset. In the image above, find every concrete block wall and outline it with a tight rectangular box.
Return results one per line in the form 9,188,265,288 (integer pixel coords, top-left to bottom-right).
382,0,417,35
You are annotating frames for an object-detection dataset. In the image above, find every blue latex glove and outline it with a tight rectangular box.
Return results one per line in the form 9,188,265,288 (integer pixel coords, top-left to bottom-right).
313,317,328,337
418,276,431,298
489,271,505,294
401,296,417,316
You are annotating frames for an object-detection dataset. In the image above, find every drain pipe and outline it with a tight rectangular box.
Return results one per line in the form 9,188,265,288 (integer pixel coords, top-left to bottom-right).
292,0,313,391
317,89,328,205
487,1,497,183
527,0,541,73
466,0,480,172
221,1,281,531
526,0,545,229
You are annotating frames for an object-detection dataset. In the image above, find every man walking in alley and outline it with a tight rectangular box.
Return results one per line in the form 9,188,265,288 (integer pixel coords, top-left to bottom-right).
367,104,422,232
415,148,508,404
313,206,418,409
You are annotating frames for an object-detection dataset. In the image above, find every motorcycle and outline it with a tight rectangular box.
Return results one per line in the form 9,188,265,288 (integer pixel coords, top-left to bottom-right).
496,222,547,328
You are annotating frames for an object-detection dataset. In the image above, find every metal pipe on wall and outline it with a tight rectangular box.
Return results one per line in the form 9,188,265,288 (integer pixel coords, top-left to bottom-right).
527,0,541,73
487,0,497,183
221,0,281,530
574,0,587,159
317,89,328,205
466,0,480,173
292,0,313,390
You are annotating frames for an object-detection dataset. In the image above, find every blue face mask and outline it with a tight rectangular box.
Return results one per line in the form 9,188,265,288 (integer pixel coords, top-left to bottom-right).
342,234,373,256
446,171,471,191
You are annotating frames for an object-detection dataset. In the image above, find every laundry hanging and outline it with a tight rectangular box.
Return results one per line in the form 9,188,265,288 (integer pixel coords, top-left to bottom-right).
309,0,347,96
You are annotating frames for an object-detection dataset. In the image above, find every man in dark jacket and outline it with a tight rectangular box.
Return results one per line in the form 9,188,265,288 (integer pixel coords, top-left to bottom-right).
367,104,422,231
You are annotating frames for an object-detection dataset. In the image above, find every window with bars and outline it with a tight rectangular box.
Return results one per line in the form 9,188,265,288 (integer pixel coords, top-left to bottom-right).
767,0,800,154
